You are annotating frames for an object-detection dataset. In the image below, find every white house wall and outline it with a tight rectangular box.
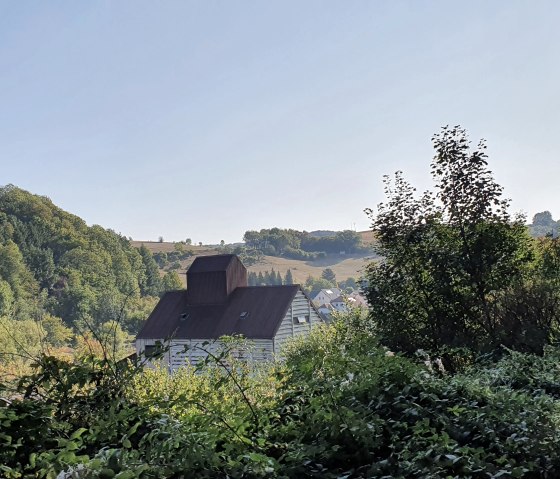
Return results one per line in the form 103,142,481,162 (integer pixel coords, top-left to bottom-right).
273,290,322,354
136,337,274,371
136,290,322,370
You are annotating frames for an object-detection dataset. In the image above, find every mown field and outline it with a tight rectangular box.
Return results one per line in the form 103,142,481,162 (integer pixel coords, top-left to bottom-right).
132,231,375,286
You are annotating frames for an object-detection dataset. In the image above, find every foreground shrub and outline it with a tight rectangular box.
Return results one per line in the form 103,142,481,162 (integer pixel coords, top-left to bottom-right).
4,316,560,478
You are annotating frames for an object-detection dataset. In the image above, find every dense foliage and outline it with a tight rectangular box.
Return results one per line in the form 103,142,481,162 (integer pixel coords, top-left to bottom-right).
0,186,184,375
364,126,560,355
3,315,560,478
4,127,560,478
243,228,366,259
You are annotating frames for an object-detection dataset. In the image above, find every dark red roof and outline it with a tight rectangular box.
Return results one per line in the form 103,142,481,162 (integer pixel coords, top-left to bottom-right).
137,285,301,340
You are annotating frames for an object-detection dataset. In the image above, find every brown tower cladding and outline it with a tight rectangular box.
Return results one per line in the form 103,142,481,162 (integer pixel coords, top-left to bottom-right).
186,254,248,304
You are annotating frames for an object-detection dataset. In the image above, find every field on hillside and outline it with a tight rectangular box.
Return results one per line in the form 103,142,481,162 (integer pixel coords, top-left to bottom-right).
131,241,215,255
131,238,377,286
246,254,373,284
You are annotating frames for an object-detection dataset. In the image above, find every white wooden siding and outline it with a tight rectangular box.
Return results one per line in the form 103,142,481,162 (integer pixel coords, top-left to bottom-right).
136,337,274,372
135,338,172,368
136,289,322,370
273,290,322,355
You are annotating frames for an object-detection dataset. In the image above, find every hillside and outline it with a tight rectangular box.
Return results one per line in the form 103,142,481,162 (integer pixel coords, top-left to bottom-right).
131,230,376,287
0,185,177,336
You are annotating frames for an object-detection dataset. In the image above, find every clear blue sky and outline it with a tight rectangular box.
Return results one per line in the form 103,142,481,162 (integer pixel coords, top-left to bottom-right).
1,1,559,243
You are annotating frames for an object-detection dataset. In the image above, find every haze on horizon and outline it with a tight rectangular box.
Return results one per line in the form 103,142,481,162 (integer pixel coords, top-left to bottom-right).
1,2,559,244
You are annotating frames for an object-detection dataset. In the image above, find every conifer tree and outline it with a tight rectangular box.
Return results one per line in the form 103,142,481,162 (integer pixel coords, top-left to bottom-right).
139,244,162,296
248,271,257,286
285,269,294,285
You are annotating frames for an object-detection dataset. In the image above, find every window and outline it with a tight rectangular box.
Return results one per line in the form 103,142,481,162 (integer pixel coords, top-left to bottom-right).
239,311,250,319
294,315,310,324
144,341,163,358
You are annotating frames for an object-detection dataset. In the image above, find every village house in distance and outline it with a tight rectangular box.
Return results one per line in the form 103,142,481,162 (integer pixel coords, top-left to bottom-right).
312,287,368,320
136,254,323,371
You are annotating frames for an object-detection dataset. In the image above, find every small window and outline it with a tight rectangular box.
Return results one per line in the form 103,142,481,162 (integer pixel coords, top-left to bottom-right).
294,315,309,324
144,345,156,358
240,311,250,319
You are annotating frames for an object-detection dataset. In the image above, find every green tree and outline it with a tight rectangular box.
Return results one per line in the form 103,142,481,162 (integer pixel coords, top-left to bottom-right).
41,314,73,348
530,211,558,238
162,271,183,293
305,276,337,297
263,270,271,286
284,269,294,285
139,245,162,297
321,268,336,283
365,126,534,353
0,279,14,317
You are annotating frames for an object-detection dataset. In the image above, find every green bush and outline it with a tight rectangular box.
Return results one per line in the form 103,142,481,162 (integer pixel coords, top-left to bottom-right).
4,316,560,478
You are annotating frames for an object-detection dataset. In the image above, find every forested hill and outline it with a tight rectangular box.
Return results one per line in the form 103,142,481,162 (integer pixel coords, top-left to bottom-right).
0,185,182,335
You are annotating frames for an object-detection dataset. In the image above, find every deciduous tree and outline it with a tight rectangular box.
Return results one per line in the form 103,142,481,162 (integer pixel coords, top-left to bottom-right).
365,126,534,353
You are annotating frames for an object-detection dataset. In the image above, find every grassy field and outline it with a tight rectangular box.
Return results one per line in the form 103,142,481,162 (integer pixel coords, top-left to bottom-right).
246,253,373,284
131,231,376,287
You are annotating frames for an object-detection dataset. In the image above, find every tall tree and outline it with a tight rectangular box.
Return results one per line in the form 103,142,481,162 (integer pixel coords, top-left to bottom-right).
364,126,534,353
284,269,294,285
139,245,162,297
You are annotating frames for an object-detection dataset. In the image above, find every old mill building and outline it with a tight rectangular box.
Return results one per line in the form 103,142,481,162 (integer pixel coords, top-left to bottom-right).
136,254,322,370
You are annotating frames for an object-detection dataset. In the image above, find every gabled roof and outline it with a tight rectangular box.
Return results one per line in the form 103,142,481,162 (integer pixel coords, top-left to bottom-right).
313,288,341,302
137,285,301,340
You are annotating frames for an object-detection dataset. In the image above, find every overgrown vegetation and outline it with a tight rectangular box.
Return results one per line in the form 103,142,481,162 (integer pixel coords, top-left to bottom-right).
4,315,560,478
3,127,560,477
365,126,560,356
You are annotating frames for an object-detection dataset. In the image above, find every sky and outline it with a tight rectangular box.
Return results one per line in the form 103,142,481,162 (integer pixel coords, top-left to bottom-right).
1,1,559,244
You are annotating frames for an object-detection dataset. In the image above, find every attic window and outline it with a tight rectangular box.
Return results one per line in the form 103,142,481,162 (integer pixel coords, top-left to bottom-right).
239,311,250,319
180,312,190,321
294,315,310,324
325,290,333,295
